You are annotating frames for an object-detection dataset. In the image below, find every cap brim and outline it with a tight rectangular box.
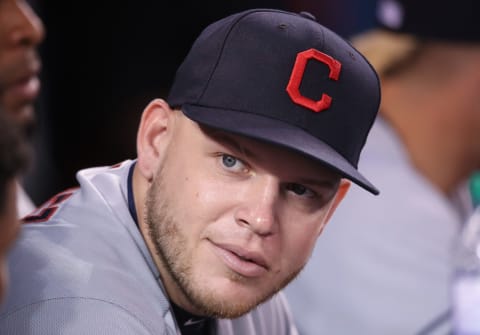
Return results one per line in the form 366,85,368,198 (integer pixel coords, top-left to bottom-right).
182,104,379,195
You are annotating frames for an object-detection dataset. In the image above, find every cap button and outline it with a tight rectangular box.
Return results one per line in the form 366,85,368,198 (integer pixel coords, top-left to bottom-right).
299,11,317,21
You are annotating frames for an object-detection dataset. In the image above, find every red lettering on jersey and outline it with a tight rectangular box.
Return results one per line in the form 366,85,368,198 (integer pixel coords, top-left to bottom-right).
286,48,342,112
110,162,123,169
23,188,78,223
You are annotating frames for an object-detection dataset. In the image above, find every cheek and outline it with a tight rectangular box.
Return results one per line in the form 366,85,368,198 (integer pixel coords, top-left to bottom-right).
289,229,318,261
178,169,236,222
277,217,324,271
157,167,230,245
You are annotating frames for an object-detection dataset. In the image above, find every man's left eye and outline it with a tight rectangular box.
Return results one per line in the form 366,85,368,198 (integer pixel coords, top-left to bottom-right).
285,183,315,197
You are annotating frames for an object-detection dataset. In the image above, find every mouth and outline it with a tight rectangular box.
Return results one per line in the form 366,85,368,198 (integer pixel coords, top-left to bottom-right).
1,58,42,107
209,240,269,278
7,75,41,103
1,74,40,130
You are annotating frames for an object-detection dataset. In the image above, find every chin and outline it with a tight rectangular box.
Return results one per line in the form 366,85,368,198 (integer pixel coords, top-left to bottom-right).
188,276,275,318
11,105,36,140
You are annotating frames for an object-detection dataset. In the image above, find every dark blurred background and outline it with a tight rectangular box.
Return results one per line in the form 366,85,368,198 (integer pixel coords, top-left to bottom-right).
26,0,377,205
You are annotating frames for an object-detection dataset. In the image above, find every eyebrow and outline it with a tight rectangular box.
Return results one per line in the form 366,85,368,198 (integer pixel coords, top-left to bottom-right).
203,128,258,160
295,176,340,190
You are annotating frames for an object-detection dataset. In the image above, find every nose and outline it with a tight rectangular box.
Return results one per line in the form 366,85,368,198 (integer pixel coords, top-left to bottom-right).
10,1,45,47
234,176,279,236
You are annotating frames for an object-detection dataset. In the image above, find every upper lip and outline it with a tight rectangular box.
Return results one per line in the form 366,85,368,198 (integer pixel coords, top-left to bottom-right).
214,241,269,270
2,56,41,89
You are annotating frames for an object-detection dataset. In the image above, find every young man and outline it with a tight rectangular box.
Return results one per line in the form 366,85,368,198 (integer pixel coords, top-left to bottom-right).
0,9,380,334
0,112,30,302
0,0,45,217
284,0,480,334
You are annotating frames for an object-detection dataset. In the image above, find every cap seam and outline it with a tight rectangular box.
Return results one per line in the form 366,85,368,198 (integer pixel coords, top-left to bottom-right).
196,9,298,104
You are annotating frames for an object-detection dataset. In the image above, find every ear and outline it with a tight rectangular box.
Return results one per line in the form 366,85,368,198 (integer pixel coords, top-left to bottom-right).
317,179,351,236
136,99,176,182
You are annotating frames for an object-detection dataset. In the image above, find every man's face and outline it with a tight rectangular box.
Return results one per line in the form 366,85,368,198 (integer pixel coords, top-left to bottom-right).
0,0,44,137
144,113,347,318
0,179,20,301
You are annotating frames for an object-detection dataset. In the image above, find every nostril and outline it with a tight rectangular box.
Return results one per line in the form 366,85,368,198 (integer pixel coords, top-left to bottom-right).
236,218,250,228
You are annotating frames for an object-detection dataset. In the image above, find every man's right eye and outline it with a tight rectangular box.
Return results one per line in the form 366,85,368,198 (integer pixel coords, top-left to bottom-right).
222,154,237,168
220,154,249,174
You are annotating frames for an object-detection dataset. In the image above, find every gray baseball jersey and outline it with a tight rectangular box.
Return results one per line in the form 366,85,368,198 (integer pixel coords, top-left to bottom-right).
0,160,298,335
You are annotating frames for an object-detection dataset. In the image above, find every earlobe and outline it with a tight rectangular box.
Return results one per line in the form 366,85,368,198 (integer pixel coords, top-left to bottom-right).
136,99,175,181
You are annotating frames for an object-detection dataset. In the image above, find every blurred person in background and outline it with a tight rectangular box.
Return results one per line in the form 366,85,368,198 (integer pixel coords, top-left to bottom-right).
0,0,45,217
0,112,30,302
285,0,480,334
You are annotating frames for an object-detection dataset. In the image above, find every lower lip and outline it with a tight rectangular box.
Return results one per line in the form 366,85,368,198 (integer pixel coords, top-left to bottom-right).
210,243,267,278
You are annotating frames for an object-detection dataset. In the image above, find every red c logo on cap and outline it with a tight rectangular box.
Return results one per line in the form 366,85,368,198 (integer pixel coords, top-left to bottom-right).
286,48,342,113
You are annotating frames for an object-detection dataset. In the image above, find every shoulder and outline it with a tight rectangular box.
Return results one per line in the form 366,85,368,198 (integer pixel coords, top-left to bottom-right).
2,160,170,334
23,160,135,226
0,297,164,335
1,230,170,334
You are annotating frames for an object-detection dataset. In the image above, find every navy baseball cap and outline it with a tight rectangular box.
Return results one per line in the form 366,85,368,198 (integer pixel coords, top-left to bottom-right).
168,9,381,194
377,0,480,42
